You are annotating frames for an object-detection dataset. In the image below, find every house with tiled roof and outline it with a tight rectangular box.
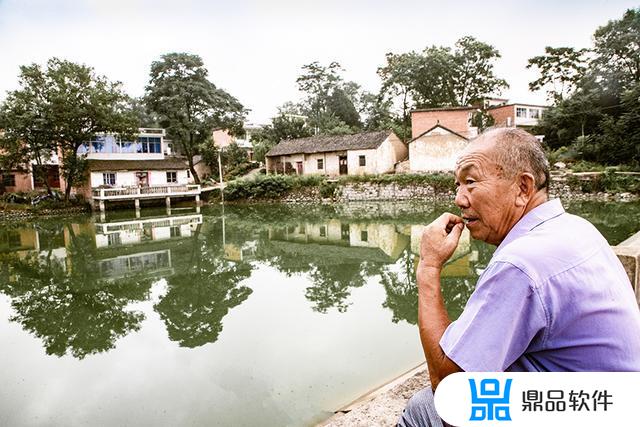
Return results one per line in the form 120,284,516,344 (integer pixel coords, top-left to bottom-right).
265,130,407,176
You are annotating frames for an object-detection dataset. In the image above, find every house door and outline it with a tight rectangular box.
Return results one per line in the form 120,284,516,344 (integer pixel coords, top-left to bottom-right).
296,162,303,175
339,156,348,175
136,171,148,187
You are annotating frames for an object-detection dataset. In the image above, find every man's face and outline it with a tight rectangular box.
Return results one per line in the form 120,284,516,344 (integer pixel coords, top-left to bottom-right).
454,141,521,246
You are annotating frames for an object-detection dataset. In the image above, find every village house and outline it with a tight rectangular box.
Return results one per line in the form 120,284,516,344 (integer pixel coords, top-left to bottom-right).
265,130,407,176
76,128,193,197
408,124,469,172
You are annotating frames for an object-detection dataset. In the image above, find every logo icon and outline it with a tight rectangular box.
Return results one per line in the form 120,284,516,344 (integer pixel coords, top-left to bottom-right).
469,378,513,421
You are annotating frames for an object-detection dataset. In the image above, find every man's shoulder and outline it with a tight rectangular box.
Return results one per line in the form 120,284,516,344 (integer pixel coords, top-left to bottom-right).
492,212,608,284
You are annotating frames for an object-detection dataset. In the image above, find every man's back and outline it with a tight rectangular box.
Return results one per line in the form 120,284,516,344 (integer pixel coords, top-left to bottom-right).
495,205,640,371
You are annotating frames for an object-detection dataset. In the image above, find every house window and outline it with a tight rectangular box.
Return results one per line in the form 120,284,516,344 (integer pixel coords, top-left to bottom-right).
137,137,161,154
529,108,540,119
516,107,527,118
359,155,366,166
319,226,326,237
102,173,116,186
166,171,177,183
317,159,324,170
186,170,190,178
107,233,121,247
360,230,368,242
2,174,16,187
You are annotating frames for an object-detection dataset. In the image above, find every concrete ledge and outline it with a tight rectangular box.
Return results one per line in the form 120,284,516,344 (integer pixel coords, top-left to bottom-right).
613,230,640,305
318,364,429,427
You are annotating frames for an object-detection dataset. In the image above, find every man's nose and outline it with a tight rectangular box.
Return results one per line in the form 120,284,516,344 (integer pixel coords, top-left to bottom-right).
455,186,470,209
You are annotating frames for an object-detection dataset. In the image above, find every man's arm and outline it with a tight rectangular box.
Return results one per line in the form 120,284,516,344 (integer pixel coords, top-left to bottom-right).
417,213,465,389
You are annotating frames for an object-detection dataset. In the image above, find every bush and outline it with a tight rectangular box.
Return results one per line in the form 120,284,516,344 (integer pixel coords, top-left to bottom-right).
338,173,456,193
319,181,339,198
566,171,640,194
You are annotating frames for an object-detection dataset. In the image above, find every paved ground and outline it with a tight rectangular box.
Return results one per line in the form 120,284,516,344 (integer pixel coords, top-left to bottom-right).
320,364,429,427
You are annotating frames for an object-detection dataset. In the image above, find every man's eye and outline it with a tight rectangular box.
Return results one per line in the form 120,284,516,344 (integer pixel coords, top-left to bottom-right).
466,179,475,185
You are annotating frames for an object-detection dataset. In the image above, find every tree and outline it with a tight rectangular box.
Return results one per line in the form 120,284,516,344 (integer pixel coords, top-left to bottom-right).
0,67,57,195
378,37,507,139
592,8,640,90
527,47,589,102
251,113,312,163
0,59,137,199
378,51,422,139
145,53,246,183
295,61,363,134
451,36,509,106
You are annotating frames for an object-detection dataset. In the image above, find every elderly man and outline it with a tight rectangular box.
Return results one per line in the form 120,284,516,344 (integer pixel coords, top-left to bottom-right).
398,128,640,427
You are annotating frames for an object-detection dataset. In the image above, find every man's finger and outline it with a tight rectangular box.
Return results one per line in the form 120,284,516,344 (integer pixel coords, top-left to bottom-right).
446,222,464,245
436,212,464,229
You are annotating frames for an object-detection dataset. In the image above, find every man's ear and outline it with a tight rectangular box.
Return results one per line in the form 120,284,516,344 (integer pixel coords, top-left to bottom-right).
515,172,536,207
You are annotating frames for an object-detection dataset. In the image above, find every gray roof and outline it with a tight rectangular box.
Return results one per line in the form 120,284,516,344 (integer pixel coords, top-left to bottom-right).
87,158,188,171
266,130,392,157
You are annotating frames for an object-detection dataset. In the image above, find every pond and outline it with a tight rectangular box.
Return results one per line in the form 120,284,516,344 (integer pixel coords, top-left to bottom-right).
1,200,639,426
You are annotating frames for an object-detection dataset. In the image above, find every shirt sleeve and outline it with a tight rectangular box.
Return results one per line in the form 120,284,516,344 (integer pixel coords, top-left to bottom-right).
439,261,548,371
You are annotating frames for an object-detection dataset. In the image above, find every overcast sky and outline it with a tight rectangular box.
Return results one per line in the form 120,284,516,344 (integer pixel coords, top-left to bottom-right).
0,0,637,123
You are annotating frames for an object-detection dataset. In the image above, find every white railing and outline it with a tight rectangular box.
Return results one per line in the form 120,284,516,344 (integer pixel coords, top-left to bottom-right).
93,185,201,199
95,214,203,233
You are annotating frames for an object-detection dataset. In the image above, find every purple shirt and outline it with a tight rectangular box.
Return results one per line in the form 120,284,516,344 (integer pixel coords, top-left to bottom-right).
440,199,640,371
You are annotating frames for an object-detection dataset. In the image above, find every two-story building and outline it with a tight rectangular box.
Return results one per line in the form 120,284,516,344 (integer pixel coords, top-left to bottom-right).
78,128,192,193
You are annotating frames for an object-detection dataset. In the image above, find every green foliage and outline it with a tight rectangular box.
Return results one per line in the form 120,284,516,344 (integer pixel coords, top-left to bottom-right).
144,52,246,183
378,36,508,110
566,170,640,194
1,58,137,200
319,180,339,198
294,61,365,135
251,114,312,163
527,47,589,102
470,110,495,132
533,9,640,167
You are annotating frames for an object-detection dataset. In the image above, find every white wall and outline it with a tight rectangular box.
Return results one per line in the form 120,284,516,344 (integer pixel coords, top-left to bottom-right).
90,170,190,187
409,128,468,172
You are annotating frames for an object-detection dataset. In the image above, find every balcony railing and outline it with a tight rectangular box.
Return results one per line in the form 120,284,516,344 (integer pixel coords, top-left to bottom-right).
92,185,201,200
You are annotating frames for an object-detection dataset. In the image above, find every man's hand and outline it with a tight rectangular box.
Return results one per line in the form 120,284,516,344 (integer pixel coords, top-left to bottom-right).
418,213,465,272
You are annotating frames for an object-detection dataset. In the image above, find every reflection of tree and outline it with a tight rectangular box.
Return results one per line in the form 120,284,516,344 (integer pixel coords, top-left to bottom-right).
305,262,372,313
0,224,151,359
381,249,418,324
154,224,253,347
381,248,479,324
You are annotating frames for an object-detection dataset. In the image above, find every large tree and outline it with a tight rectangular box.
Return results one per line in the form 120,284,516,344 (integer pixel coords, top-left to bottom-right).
378,36,507,139
533,8,640,166
0,66,57,195
145,53,246,183
1,58,137,199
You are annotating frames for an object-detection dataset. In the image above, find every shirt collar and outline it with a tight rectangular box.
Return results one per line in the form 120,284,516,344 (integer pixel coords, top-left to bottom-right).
494,198,565,257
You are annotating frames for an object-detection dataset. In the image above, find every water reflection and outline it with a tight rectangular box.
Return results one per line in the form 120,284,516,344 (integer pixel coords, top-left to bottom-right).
1,200,638,359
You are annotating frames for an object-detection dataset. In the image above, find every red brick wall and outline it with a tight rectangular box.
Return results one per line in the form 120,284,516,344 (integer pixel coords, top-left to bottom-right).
487,105,515,127
411,110,474,139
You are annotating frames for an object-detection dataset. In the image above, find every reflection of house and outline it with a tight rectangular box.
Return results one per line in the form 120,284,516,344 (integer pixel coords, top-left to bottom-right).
410,225,474,276
265,130,407,176
94,214,202,248
224,241,257,262
409,124,469,172
268,221,409,263
97,249,173,281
